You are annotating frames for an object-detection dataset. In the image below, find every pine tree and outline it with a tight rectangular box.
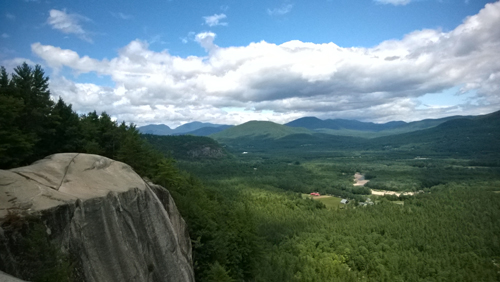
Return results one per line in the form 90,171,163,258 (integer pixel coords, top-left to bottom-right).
10,63,55,162
49,97,83,153
0,66,34,168
80,111,104,155
206,262,234,282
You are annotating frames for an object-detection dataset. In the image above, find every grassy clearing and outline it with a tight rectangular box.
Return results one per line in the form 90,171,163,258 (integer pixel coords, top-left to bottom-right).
316,196,343,209
302,194,343,209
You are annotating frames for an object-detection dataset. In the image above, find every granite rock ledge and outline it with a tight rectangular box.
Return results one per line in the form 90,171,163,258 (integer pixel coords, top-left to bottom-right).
0,153,194,282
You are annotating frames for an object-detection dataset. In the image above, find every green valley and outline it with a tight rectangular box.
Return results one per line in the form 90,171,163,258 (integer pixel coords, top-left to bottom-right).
145,111,500,281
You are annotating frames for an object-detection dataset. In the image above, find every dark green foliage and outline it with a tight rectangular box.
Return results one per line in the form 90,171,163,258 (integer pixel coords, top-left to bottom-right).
155,169,262,282
206,262,234,282
0,213,73,281
10,63,55,162
0,76,33,167
143,134,229,160
49,98,83,153
383,194,399,201
116,126,163,178
0,63,164,176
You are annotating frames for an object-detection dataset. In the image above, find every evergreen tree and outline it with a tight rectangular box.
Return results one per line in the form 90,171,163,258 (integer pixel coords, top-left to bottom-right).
11,63,53,131
10,63,54,162
206,262,234,282
97,112,119,157
0,67,33,168
49,97,83,153
80,111,104,155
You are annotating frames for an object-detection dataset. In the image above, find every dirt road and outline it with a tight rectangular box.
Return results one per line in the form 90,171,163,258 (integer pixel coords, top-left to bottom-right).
353,172,414,196
353,172,369,186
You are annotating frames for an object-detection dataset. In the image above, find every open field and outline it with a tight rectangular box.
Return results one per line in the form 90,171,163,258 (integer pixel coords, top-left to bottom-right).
303,194,344,209
315,196,343,209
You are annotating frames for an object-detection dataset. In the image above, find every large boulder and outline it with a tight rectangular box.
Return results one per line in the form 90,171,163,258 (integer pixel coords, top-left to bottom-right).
0,153,194,282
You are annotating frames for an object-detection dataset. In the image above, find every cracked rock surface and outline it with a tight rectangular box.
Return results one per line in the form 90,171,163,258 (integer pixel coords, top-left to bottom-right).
0,153,194,282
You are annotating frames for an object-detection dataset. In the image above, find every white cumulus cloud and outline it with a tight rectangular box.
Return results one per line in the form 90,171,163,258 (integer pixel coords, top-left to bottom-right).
32,1,500,126
195,32,218,52
47,9,92,42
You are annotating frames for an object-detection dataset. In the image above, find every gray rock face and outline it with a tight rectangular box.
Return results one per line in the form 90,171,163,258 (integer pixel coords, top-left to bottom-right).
0,153,194,282
187,146,226,159
0,271,27,282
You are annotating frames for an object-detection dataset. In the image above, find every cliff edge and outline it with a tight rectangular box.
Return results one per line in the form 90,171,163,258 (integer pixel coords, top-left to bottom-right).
0,153,194,282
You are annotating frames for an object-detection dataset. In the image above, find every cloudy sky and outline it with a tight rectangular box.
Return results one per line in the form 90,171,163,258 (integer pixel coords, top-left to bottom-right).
1,0,499,127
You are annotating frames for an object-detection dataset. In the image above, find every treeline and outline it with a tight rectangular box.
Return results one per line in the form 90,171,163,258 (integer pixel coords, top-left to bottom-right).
154,168,262,281
0,63,160,176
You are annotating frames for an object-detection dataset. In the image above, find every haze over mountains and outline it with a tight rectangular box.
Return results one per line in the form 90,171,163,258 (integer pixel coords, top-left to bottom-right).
138,112,478,139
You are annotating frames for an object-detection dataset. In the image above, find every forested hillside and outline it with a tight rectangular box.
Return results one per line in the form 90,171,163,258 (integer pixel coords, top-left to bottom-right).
142,134,229,159
210,111,500,159
211,120,314,140
284,115,471,138
370,111,500,157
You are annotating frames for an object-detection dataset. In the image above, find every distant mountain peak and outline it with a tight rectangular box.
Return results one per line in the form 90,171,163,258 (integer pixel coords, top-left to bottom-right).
211,120,313,140
138,121,229,136
138,124,172,135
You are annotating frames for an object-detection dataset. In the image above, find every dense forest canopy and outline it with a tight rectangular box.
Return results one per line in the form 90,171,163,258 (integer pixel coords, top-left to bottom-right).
1,63,500,282
0,63,163,176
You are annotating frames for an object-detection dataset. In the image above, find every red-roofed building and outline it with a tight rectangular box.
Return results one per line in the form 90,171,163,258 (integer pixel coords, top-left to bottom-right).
310,192,320,196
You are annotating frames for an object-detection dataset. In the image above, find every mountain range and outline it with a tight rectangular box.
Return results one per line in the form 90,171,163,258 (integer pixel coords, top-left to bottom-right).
140,110,500,160
138,114,471,138
208,110,500,158
138,122,232,136
138,110,499,156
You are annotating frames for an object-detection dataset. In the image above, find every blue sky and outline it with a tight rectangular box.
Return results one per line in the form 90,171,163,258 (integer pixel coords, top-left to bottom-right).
1,0,499,127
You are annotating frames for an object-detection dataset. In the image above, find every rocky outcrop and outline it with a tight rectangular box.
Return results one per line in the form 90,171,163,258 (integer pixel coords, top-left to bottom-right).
187,146,226,159
0,271,27,282
0,153,194,282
